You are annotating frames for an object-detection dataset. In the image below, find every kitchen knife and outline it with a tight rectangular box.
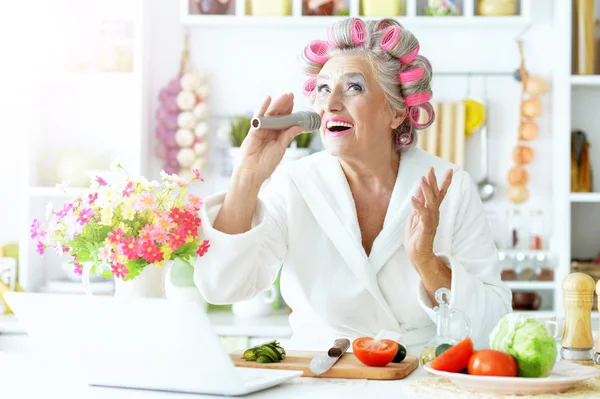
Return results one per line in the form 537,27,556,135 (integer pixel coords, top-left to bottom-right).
309,338,351,376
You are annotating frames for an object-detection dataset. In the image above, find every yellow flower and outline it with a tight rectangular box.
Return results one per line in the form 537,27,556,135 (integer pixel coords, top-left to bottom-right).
100,206,114,226
162,245,173,261
121,199,135,220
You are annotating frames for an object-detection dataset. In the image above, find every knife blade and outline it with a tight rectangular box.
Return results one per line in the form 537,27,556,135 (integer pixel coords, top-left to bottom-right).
309,338,351,375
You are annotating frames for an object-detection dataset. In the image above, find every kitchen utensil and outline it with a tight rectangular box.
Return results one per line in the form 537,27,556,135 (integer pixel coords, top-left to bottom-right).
561,272,595,365
595,279,600,366
230,350,419,380
309,338,350,375
423,361,600,395
476,101,496,201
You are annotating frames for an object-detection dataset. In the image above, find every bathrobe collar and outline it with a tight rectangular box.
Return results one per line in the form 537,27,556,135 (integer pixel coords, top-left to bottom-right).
288,149,432,329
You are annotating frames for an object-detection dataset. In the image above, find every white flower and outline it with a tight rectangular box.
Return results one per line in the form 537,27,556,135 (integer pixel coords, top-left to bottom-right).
160,170,170,182
56,181,70,191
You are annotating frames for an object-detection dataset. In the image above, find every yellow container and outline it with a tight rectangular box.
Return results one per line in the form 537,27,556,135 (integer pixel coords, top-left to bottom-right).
362,0,404,16
250,0,292,16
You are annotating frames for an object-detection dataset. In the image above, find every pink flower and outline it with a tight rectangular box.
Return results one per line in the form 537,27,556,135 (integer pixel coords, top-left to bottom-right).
74,263,83,276
98,244,113,262
122,181,135,197
111,262,128,279
96,176,107,186
121,236,140,260
192,168,204,182
56,203,73,220
30,219,46,240
135,193,156,212
138,224,154,242
156,214,174,232
168,228,186,250
139,240,163,263
77,208,94,225
108,228,126,245
36,241,45,255
196,240,210,257
152,228,169,245
187,194,204,212
88,192,98,204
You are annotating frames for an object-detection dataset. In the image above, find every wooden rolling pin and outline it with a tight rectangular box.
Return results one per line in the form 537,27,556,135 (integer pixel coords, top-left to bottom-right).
561,273,595,365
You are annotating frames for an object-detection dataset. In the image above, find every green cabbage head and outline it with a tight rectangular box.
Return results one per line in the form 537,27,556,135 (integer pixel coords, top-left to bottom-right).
489,313,557,377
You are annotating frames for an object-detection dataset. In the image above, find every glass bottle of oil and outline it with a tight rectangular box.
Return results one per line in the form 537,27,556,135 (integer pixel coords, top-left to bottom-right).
419,288,472,366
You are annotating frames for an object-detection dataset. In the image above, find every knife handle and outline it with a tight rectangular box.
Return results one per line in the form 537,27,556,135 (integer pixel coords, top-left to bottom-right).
328,338,351,358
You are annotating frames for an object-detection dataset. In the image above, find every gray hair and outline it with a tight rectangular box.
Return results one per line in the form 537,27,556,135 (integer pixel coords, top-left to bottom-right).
299,18,434,152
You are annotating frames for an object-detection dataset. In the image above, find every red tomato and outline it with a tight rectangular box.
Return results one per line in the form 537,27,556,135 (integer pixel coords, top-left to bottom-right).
430,337,474,373
468,349,518,377
352,337,399,367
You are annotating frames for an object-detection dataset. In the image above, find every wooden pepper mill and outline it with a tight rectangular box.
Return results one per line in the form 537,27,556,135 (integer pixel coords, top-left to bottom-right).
595,279,600,367
561,273,595,365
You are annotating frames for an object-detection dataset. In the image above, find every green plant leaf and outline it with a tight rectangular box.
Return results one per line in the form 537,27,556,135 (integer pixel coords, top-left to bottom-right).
229,115,252,147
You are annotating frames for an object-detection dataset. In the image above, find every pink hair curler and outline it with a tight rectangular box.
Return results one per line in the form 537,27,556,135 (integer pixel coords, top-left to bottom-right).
380,26,401,51
408,102,434,128
397,132,413,146
398,67,425,84
351,19,366,45
377,20,390,31
405,91,431,107
304,40,330,64
399,44,420,64
303,77,317,96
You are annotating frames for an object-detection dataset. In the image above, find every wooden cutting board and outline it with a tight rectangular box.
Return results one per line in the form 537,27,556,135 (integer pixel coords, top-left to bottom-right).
230,350,419,380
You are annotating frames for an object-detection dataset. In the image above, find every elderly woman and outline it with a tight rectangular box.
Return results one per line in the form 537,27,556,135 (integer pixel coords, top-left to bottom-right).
195,18,512,353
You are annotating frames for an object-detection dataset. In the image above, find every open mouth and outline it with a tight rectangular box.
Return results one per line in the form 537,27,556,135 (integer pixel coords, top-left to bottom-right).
326,120,354,136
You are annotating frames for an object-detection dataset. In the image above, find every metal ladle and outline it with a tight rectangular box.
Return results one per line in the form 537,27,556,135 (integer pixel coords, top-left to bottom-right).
476,100,496,201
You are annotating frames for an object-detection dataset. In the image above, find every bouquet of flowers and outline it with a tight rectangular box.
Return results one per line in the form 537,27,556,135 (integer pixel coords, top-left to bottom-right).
30,162,210,281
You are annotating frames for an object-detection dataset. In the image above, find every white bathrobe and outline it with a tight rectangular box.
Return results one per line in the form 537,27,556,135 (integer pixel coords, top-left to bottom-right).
195,148,512,353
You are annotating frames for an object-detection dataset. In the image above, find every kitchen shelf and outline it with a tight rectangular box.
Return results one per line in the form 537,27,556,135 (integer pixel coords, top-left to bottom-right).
506,281,556,290
570,75,600,86
570,193,600,203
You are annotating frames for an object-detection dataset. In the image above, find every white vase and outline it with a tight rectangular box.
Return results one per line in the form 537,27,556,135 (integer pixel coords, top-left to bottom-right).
164,261,208,311
113,265,166,299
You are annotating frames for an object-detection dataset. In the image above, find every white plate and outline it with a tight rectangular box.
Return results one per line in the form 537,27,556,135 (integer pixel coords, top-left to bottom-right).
423,361,600,395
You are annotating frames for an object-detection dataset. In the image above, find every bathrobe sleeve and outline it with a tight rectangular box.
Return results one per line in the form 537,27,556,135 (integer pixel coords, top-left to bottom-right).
417,170,512,344
194,168,289,305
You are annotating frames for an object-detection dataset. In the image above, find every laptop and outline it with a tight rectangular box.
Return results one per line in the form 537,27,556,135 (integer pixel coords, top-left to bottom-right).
4,291,302,396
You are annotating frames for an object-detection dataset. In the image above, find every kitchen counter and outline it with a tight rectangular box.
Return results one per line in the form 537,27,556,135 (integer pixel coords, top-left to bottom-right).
0,351,434,399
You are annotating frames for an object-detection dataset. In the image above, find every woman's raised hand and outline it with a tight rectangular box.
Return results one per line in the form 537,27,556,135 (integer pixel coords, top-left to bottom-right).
236,93,304,188
404,167,454,268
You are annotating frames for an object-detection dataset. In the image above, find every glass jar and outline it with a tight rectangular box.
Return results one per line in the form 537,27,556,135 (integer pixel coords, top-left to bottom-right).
506,208,522,250
529,209,544,250
419,288,471,366
534,252,554,281
515,252,536,281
